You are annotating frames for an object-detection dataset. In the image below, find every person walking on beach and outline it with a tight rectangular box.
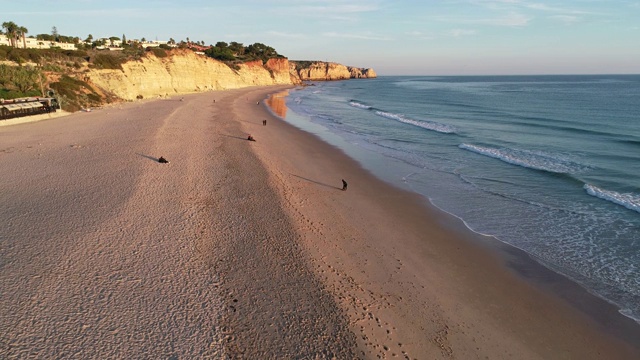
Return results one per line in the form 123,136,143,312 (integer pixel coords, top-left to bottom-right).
263,119,267,126
342,179,348,191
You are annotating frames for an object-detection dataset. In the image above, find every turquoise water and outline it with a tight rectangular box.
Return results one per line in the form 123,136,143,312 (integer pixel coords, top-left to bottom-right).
279,75,640,322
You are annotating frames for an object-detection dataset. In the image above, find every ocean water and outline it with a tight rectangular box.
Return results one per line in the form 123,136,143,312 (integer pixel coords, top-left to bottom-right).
274,75,640,323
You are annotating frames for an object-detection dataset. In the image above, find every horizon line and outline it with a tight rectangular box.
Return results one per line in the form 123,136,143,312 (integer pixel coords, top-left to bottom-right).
375,73,640,77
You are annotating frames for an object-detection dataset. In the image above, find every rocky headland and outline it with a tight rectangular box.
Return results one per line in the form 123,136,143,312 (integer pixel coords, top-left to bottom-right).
292,60,377,81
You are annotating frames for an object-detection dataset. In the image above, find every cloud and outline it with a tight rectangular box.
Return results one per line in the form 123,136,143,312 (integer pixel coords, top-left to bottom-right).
524,2,590,15
406,31,436,40
549,15,580,25
489,12,531,26
449,29,477,37
322,32,392,41
273,0,381,20
520,2,599,25
525,3,560,12
266,31,306,39
433,12,531,27
467,0,524,11
461,0,597,26
294,4,379,15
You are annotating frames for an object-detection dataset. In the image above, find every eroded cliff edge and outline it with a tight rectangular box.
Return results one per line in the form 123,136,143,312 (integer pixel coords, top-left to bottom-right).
86,50,376,101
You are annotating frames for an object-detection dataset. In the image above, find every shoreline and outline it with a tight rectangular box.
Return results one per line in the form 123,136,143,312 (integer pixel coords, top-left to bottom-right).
268,85,640,331
424,193,640,329
1,85,638,358
432,201,640,345
247,86,640,357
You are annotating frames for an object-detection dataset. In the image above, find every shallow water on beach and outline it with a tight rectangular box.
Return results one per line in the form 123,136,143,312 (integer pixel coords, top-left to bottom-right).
272,75,640,323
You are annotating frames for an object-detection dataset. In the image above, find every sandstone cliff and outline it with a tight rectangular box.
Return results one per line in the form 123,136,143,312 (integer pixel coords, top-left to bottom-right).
86,50,297,101
85,50,376,102
291,61,377,81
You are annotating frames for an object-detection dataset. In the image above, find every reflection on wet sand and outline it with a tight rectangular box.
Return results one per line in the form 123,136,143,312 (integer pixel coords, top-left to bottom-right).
266,90,289,118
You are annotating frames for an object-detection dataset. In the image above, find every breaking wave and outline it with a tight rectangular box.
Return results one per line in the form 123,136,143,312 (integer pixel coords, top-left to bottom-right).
349,100,455,134
349,101,372,109
459,143,586,174
374,111,456,134
584,184,640,214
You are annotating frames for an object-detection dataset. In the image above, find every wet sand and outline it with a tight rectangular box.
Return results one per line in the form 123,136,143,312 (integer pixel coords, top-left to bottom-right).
1,86,639,359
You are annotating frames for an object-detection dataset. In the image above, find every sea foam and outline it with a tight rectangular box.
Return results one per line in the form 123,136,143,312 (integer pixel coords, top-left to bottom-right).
349,101,456,134
349,101,372,109
459,143,585,174
584,184,640,214
374,111,456,134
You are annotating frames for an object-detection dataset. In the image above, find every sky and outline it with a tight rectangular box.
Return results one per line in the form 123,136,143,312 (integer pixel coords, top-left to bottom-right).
2,0,639,75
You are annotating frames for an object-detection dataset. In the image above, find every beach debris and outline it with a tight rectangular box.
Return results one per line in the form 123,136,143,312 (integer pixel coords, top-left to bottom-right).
247,135,256,142
158,156,169,163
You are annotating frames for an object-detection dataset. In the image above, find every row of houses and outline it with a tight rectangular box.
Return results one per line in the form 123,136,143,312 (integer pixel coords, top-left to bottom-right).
0,35,173,51
0,34,76,50
94,39,173,51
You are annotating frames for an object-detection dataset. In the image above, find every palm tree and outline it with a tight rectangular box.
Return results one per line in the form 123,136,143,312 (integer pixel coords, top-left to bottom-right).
18,26,28,48
2,21,19,47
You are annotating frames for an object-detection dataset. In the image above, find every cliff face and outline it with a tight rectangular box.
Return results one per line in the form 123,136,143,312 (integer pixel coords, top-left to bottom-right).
85,50,375,101
292,61,377,81
86,50,297,101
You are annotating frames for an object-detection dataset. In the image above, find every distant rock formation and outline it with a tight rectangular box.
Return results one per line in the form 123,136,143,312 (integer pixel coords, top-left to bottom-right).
291,61,377,81
84,50,375,101
349,66,377,79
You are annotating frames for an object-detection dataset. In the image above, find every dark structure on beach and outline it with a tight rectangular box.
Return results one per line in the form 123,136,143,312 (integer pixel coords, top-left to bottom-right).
0,97,59,120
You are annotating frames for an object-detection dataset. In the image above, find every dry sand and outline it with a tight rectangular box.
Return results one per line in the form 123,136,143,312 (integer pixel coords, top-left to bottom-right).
0,110,71,128
1,86,639,359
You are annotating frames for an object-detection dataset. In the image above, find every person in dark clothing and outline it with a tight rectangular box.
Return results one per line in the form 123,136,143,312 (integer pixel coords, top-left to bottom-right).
342,179,348,191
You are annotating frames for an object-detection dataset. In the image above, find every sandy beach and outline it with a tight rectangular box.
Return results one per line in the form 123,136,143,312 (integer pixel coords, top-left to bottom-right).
1,86,639,359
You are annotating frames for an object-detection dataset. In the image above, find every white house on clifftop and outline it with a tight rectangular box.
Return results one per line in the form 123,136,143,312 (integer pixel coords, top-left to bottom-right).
0,34,76,50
